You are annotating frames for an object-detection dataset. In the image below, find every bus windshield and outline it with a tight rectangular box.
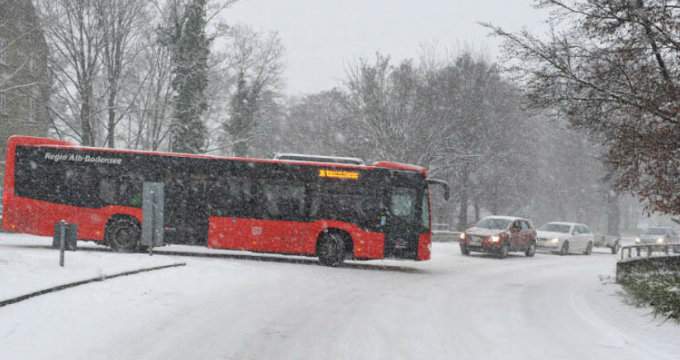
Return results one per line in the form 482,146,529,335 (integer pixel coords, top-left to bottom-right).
391,187,417,219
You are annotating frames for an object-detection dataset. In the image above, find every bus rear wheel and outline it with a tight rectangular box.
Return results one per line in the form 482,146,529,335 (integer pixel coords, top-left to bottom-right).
106,217,141,253
317,233,346,267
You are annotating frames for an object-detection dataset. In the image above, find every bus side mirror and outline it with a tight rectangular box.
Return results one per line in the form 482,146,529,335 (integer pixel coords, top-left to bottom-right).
427,179,450,201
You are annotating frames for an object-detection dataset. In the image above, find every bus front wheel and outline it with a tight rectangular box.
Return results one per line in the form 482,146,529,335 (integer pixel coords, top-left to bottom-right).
317,233,346,267
106,217,141,253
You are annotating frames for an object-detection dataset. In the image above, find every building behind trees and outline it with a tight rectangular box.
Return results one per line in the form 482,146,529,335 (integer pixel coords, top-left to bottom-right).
0,0,50,181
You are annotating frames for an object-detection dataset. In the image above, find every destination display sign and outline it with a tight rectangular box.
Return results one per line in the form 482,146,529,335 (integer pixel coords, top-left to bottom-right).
319,169,359,180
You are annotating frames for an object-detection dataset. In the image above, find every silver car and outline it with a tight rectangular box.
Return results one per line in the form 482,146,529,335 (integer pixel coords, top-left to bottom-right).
636,227,680,245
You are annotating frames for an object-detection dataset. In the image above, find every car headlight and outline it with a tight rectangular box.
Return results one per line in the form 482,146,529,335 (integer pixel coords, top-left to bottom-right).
460,233,466,240
551,238,559,243
490,235,500,242
636,238,641,243
657,238,665,244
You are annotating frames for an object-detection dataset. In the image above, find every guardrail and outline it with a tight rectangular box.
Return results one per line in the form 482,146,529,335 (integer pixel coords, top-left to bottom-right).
616,245,680,283
432,230,461,243
619,244,680,261
432,223,451,232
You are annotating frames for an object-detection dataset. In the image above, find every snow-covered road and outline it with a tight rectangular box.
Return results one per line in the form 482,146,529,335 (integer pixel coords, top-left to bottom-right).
1,239,679,360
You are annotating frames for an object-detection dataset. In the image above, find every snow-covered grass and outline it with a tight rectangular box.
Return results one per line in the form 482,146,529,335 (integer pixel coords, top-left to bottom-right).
619,271,680,323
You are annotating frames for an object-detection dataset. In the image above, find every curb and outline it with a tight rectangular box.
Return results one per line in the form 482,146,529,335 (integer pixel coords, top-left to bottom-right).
0,262,186,308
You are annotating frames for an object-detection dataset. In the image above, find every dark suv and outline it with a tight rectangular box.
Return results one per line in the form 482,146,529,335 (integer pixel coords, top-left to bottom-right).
460,216,537,259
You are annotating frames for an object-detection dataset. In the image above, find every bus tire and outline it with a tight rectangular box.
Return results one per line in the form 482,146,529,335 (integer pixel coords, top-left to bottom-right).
106,217,141,253
317,232,346,267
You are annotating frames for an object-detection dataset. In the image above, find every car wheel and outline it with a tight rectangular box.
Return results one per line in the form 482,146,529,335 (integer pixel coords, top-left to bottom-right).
499,241,510,259
525,240,536,257
559,241,569,256
460,243,470,256
317,233,346,267
584,241,593,255
106,217,141,253
611,242,620,255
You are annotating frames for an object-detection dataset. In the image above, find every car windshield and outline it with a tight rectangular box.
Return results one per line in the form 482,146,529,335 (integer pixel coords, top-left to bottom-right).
538,224,571,233
475,218,511,230
643,228,669,236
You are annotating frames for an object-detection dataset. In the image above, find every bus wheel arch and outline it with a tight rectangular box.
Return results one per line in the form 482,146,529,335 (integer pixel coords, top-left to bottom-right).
316,229,353,266
105,215,142,253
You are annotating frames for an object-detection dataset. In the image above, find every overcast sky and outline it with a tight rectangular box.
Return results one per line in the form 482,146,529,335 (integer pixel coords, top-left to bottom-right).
222,0,548,95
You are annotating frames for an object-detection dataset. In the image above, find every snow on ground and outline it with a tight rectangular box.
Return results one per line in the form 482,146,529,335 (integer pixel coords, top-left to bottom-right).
0,233,182,301
1,233,679,360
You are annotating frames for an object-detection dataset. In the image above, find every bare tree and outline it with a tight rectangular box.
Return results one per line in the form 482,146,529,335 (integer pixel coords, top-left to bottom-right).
99,0,148,148
483,0,680,219
216,24,284,157
39,0,107,146
117,1,175,151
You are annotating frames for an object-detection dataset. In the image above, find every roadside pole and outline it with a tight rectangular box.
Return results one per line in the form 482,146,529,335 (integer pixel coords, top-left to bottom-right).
149,190,155,256
59,220,66,267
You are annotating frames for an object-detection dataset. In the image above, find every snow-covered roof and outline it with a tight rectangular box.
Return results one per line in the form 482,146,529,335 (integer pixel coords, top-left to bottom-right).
482,215,527,221
543,221,585,227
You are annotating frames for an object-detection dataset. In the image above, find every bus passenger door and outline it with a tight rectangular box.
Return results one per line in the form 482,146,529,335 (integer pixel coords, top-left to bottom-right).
383,187,420,260
258,181,308,254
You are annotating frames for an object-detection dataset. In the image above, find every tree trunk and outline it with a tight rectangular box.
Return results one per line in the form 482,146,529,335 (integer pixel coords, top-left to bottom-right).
107,84,117,148
607,193,620,236
81,88,93,146
457,165,470,231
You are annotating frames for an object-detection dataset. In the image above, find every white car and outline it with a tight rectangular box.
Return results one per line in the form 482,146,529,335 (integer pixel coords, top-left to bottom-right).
536,222,595,255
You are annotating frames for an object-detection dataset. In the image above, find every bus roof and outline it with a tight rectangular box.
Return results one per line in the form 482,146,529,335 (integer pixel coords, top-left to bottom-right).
8,136,428,176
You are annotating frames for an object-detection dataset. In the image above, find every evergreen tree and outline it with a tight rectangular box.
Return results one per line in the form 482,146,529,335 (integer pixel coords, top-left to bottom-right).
169,0,211,154
225,72,260,157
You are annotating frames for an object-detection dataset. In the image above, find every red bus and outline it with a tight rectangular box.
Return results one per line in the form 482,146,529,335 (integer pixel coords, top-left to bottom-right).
2,136,448,266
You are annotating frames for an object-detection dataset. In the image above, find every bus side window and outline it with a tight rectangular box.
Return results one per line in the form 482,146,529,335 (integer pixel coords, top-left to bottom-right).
118,175,143,208
99,178,117,205
261,182,306,220
64,166,98,207
226,177,254,217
